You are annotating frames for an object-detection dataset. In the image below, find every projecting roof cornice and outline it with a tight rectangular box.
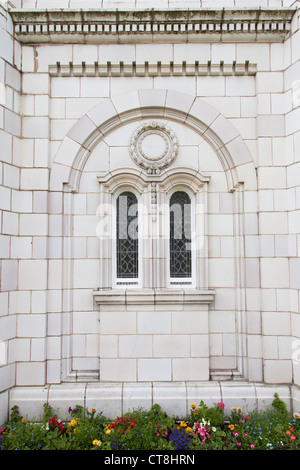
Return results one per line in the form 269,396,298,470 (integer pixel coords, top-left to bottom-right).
10,7,296,44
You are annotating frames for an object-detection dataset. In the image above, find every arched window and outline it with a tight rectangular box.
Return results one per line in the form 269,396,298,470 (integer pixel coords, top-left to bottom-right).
116,191,138,279
169,191,192,279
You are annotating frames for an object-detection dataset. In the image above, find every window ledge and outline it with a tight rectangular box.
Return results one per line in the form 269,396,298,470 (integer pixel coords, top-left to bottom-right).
93,288,215,306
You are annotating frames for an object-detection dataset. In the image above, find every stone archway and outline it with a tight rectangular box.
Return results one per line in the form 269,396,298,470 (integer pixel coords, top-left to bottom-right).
50,89,256,193
48,89,258,384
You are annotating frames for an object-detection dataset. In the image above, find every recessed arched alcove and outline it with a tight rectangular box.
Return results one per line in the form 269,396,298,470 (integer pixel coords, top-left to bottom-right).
50,89,256,194
48,89,259,384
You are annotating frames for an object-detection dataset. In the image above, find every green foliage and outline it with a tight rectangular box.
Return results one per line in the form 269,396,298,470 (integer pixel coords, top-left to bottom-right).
189,400,225,427
0,394,299,451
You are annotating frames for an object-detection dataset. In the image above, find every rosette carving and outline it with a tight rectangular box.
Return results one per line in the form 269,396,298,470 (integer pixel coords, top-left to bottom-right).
129,121,178,174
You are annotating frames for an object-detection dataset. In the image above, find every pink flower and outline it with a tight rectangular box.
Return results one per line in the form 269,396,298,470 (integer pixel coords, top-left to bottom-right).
244,433,248,437
234,432,239,437
217,402,225,410
250,444,255,449
236,442,242,446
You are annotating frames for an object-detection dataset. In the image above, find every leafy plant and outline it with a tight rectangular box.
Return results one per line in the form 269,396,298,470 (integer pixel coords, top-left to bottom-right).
0,395,299,451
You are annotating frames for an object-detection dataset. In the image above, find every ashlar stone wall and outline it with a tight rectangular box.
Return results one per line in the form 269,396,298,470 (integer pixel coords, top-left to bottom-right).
0,0,299,423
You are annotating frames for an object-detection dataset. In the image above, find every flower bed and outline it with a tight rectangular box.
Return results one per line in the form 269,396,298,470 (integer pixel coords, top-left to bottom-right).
0,393,299,451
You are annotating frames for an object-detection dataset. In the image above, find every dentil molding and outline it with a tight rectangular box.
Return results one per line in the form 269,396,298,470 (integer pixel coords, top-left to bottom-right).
10,8,295,44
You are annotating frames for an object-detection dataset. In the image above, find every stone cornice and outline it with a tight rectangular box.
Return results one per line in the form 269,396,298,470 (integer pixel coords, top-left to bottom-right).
10,8,295,44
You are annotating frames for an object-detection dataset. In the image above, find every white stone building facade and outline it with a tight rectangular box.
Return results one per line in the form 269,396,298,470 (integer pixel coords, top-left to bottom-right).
0,0,300,424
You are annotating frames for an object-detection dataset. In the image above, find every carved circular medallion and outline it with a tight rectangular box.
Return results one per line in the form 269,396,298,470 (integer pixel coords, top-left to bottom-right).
129,122,178,173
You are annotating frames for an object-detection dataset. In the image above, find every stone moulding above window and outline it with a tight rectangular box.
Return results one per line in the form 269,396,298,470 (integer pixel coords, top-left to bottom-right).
10,8,295,44
48,61,257,78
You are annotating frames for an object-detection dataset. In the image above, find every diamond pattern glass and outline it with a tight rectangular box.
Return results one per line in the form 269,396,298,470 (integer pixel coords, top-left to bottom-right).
116,192,138,279
169,191,192,278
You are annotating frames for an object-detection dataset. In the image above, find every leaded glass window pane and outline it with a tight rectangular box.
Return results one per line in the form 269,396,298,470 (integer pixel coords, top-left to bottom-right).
169,191,192,278
116,191,138,279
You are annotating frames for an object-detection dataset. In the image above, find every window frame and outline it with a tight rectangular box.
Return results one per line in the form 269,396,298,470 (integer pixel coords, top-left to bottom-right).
167,187,196,288
112,187,142,289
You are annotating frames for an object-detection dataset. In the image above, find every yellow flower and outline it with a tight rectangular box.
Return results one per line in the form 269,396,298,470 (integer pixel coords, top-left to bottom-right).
179,421,187,427
22,419,27,423
106,429,112,434
70,419,77,427
93,439,101,447
190,404,196,409
185,427,193,433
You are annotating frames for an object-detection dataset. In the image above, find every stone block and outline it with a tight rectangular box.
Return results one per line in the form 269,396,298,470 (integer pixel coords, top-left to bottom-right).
100,358,137,381
47,383,86,420
119,335,152,358
86,383,123,418
16,362,46,386
261,258,289,288
153,335,190,358
152,381,187,417
264,360,293,384
18,260,48,290
100,312,136,335
137,311,171,334
123,382,152,413
22,117,49,138
173,358,209,381
51,77,80,98
172,311,208,334
257,115,285,137
138,358,171,381
197,76,225,97
22,73,49,95
9,386,49,422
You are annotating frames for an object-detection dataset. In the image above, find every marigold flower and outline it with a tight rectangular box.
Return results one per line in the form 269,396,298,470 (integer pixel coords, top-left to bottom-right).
22,419,27,423
91,408,96,413
190,404,196,409
228,424,235,431
93,439,102,447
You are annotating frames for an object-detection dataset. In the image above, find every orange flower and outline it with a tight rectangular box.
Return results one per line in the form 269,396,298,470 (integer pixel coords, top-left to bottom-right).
290,435,296,441
286,430,291,436
228,424,235,431
190,404,196,409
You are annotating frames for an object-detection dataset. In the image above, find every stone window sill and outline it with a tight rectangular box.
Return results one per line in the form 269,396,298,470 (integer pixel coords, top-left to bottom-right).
93,288,215,306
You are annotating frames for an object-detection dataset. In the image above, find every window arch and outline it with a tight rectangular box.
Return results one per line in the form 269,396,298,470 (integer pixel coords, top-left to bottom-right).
116,191,139,280
169,191,192,280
